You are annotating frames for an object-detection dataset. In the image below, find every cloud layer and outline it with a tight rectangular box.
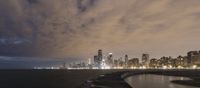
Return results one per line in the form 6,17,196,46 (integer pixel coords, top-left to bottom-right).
0,0,200,59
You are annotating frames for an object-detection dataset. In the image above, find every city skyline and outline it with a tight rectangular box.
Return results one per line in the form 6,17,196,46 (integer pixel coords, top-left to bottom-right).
68,49,200,70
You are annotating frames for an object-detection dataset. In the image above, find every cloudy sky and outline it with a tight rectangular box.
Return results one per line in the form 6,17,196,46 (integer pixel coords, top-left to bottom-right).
0,0,200,68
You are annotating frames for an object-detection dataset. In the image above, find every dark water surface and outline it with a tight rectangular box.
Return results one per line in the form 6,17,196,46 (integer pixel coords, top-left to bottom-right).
0,70,117,88
125,74,199,88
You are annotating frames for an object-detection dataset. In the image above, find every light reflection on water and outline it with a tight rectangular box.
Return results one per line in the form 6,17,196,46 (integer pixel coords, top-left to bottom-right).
125,74,199,88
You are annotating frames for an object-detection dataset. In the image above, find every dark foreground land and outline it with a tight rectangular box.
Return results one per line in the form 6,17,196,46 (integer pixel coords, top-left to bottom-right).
0,69,200,88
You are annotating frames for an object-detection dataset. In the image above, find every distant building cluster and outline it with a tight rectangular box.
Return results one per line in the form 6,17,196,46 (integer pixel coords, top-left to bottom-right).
68,49,200,69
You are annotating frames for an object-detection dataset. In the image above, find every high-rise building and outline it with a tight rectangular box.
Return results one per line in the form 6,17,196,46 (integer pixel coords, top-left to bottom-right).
93,49,103,68
176,56,184,67
118,57,123,67
88,58,92,65
114,60,118,67
142,53,150,66
187,51,200,66
128,58,139,67
149,59,157,68
183,56,188,67
160,56,171,66
125,55,128,68
98,49,103,63
107,53,113,67
94,55,98,65
187,51,198,64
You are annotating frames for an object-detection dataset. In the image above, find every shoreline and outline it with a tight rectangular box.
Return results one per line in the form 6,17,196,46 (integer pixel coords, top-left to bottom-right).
81,69,200,88
123,69,200,88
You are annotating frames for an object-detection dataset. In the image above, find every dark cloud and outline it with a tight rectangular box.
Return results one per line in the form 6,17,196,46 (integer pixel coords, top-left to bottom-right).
27,0,39,4
77,0,97,12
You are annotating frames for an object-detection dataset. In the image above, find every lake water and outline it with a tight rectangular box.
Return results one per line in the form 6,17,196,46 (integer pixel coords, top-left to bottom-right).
125,74,199,88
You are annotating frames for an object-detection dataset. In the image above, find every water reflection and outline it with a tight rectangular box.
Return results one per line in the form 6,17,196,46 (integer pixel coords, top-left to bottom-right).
125,74,199,88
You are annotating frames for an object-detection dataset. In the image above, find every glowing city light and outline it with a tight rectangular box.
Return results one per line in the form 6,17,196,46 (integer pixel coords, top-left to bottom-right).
192,65,197,69
67,49,200,70
162,66,167,69
177,66,183,69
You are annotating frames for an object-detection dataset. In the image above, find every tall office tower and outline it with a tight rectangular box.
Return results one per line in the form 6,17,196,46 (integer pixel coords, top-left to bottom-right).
93,50,104,69
125,55,128,68
142,53,150,66
98,49,103,63
118,57,123,67
88,58,93,69
94,55,98,65
107,53,113,67
88,58,92,65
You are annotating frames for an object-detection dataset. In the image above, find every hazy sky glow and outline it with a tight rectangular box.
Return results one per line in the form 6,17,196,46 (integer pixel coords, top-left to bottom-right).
1,0,200,66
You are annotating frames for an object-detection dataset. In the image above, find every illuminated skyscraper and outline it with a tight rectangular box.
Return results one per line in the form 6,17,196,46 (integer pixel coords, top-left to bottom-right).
98,49,103,63
107,53,113,67
142,53,150,66
94,55,98,65
93,49,103,68
118,57,123,67
88,58,91,65
125,55,128,68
